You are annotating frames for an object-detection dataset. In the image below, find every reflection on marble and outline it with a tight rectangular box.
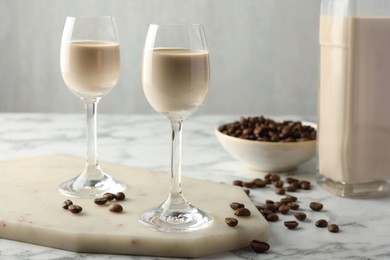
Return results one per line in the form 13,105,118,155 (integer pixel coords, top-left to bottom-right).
0,113,389,260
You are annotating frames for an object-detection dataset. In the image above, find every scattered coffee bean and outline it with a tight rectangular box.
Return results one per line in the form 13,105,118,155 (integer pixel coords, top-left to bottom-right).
244,189,250,195
274,201,282,209
328,224,340,233
242,181,255,188
293,212,307,221
269,173,281,182
286,195,298,202
109,203,123,213
300,181,311,190
62,199,73,209
94,197,108,205
286,185,297,192
279,205,290,215
256,205,263,211
262,204,278,212
260,209,273,217
275,187,286,195
103,192,116,201
286,177,299,184
230,202,245,210
225,217,239,227
284,220,299,229
233,180,243,187
290,182,300,189
310,202,323,211
249,240,270,253
266,213,279,222
234,207,251,217
115,192,126,201
68,204,82,214
274,180,284,188
288,202,300,210
254,179,268,187
280,197,295,204
265,200,274,205
315,219,328,228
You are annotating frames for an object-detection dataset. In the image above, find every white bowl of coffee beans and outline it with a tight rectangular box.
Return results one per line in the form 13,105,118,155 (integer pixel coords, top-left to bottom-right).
215,116,317,172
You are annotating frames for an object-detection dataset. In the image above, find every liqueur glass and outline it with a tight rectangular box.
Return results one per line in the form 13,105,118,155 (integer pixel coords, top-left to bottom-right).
139,24,213,232
59,16,125,197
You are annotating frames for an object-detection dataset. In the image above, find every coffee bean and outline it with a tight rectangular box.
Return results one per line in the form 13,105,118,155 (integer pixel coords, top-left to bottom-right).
288,202,300,210
315,219,328,228
68,204,82,214
285,177,299,184
284,220,299,229
279,205,290,214
290,182,300,189
230,202,245,210
328,224,340,233
269,173,280,182
286,195,298,202
262,204,278,212
109,203,123,213
274,201,282,209
115,192,126,201
225,217,239,227
254,179,268,187
300,181,311,190
280,197,295,204
266,213,279,222
286,185,297,192
62,199,73,209
249,240,270,253
242,181,255,188
310,202,323,211
233,180,243,187
293,212,307,221
94,197,108,205
103,192,116,201
273,180,284,188
260,209,273,217
275,187,286,195
265,200,274,205
234,207,251,217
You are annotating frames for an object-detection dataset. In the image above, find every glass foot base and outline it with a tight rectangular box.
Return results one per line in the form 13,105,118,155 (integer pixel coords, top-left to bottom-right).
317,175,390,198
139,201,213,232
59,171,125,198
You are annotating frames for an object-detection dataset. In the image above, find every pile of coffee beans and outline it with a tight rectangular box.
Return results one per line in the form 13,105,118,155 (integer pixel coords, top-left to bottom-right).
229,172,340,254
62,191,126,214
218,116,316,142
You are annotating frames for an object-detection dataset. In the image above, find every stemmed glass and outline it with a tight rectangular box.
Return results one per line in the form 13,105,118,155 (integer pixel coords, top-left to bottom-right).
59,16,125,197
139,24,213,232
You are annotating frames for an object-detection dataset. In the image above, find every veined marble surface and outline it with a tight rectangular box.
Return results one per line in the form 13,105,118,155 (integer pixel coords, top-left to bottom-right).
0,113,389,260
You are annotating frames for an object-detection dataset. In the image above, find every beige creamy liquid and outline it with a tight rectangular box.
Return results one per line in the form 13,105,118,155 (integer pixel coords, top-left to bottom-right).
319,16,390,183
61,40,120,99
142,48,209,116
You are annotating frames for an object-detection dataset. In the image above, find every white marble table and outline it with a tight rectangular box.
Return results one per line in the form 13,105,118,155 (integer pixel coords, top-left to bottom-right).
0,113,389,260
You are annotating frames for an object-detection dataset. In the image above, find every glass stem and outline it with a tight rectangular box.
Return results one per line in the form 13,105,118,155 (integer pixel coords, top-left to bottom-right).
169,120,185,203
84,98,102,176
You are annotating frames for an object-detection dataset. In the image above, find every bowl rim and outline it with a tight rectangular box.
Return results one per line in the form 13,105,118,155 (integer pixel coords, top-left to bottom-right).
215,121,317,146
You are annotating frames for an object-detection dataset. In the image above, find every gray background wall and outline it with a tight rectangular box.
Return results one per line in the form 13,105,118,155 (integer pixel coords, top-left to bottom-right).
0,0,320,118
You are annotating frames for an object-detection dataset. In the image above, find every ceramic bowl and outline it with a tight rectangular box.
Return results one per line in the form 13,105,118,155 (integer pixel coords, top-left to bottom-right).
215,121,317,172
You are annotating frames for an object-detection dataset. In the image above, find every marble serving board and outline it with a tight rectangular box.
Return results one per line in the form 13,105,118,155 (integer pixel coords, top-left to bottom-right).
0,154,269,258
